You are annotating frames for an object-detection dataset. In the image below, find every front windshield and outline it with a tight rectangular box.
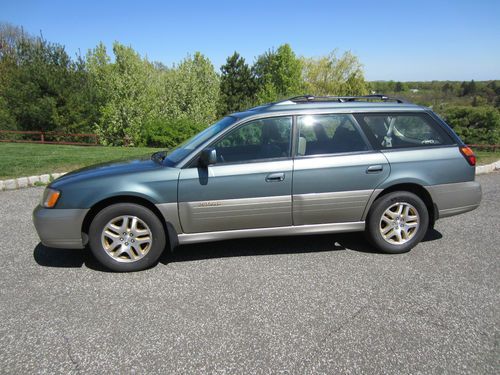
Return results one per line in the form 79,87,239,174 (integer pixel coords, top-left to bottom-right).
163,116,237,166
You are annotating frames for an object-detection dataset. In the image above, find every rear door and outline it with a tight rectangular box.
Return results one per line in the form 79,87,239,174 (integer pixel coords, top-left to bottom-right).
353,111,465,183
178,116,293,233
292,113,390,225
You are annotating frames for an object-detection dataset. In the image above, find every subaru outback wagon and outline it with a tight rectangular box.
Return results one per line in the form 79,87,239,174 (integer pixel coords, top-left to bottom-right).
33,95,482,272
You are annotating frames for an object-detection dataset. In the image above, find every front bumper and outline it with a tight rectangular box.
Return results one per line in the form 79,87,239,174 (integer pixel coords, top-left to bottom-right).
33,205,89,249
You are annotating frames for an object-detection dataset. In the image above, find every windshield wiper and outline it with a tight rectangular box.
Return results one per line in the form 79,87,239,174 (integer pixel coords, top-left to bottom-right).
151,150,168,163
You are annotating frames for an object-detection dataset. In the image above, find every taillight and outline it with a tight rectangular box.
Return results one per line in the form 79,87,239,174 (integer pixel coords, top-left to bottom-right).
460,146,476,166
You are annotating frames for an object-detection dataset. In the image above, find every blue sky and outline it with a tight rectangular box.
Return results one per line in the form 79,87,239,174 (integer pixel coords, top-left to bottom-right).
2,0,499,81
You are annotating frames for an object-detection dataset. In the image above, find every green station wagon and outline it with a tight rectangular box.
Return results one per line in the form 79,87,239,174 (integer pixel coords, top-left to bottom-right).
33,95,482,272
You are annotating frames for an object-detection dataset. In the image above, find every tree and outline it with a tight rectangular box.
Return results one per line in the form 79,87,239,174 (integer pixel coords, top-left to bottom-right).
441,82,453,94
166,52,220,125
1,34,98,133
394,81,407,92
0,22,28,59
302,50,368,96
90,42,159,145
1,23,31,131
253,44,304,103
461,80,477,96
142,52,220,148
218,52,256,116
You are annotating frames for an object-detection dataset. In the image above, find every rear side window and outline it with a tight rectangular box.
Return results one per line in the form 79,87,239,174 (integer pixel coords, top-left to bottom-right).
297,114,369,156
355,113,454,149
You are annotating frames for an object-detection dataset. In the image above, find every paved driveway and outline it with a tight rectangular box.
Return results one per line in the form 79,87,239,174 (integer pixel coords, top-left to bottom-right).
0,173,498,374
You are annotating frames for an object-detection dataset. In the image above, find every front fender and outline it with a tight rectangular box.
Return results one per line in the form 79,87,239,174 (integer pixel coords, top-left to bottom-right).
55,168,180,209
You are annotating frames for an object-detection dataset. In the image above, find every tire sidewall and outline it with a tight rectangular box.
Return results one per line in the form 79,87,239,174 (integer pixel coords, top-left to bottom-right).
89,203,166,272
367,191,429,254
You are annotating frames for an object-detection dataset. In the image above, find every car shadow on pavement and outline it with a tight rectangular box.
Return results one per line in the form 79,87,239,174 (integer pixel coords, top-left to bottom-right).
161,228,443,264
33,243,108,271
33,229,443,270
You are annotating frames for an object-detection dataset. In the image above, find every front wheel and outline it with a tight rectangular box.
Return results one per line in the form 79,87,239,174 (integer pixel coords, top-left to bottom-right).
365,191,429,254
88,203,166,272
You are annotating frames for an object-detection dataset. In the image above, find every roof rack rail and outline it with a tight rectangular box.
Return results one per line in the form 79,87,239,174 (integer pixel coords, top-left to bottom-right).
275,94,407,105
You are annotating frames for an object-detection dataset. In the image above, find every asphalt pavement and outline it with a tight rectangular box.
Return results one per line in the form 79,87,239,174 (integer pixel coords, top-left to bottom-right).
0,173,499,374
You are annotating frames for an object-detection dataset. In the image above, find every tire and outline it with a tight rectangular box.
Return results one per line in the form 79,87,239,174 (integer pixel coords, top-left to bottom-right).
88,203,166,272
365,191,429,254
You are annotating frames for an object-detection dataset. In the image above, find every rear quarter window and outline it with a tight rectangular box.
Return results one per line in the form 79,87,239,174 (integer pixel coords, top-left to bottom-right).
354,113,454,149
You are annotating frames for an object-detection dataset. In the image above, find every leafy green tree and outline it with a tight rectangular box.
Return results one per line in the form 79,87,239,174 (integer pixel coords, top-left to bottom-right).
253,44,304,103
218,52,256,116
89,42,160,145
142,52,220,147
302,50,368,96
85,42,112,109
167,52,220,125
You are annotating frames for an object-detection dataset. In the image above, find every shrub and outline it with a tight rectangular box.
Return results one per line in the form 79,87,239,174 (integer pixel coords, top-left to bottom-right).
439,106,500,145
141,117,204,149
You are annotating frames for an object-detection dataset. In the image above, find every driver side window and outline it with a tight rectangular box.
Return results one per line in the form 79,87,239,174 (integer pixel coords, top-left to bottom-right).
212,117,292,164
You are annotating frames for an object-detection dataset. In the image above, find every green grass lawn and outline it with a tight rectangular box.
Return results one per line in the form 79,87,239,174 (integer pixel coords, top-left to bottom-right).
475,151,500,166
0,143,499,180
0,143,162,179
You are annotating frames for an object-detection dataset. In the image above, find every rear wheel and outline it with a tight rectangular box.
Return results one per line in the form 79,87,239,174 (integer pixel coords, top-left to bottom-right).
366,191,429,254
89,203,166,272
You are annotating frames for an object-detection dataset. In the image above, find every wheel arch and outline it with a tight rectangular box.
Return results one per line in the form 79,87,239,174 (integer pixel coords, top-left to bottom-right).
82,195,179,251
364,183,437,228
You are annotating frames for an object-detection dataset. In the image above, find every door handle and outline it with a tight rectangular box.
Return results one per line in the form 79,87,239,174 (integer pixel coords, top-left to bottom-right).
266,172,285,182
366,165,383,173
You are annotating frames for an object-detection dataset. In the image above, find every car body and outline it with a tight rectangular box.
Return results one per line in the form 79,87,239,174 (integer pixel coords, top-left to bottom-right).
33,95,482,271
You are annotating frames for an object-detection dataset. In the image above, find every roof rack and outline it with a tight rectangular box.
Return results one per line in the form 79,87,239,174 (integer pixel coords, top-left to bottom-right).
275,94,407,105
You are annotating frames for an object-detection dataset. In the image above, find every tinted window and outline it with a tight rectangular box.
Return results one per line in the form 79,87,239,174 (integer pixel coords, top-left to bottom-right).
165,116,237,166
355,113,453,149
297,114,369,156
212,117,292,164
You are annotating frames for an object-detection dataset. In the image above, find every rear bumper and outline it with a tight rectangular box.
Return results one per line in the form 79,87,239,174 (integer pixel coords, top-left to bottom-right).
33,205,89,249
426,181,482,219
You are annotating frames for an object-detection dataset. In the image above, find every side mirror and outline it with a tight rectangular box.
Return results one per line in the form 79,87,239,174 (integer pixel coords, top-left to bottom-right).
199,148,217,167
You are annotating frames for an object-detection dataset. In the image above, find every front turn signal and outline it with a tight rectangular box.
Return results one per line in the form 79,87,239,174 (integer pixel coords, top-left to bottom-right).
459,146,476,166
42,188,61,208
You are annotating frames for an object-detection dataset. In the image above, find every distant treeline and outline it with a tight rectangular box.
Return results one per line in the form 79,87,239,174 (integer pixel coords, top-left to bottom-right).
0,22,498,147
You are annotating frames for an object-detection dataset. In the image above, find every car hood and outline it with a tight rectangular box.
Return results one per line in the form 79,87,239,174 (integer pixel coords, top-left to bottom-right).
50,157,164,188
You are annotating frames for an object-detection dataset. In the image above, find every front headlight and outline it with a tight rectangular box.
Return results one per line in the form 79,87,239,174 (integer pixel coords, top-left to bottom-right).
41,188,61,208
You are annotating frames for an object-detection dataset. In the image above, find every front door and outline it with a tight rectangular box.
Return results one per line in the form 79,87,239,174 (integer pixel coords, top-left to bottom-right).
292,113,390,225
178,116,293,233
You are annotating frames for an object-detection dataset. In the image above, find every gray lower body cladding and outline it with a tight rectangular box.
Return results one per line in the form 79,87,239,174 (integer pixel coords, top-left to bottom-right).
177,221,365,245
293,190,372,225
178,195,292,233
426,181,482,219
33,205,89,249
